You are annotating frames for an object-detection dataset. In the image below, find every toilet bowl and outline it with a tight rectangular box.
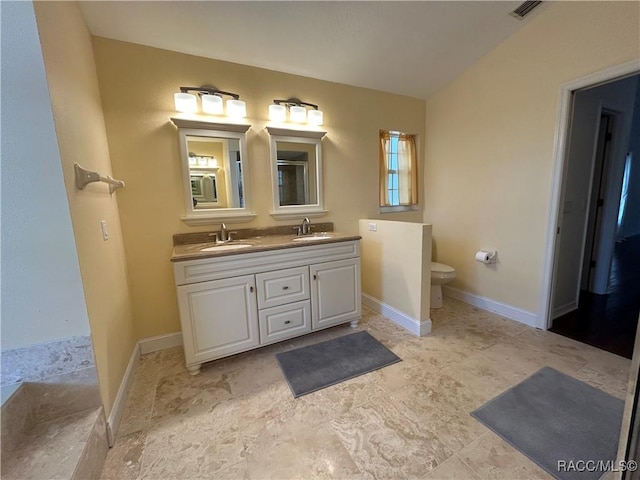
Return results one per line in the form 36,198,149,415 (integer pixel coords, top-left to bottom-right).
430,262,456,309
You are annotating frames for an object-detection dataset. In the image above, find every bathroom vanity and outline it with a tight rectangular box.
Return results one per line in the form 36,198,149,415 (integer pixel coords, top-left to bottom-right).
171,232,361,375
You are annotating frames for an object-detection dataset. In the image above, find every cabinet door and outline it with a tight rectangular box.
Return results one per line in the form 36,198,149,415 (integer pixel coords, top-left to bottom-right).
177,274,258,365
310,258,361,330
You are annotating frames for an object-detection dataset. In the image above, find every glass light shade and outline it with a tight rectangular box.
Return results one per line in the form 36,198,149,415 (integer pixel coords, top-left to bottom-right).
202,94,224,114
174,92,198,113
307,109,323,126
226,99,247,118
269,104,287,122
289,105,307,123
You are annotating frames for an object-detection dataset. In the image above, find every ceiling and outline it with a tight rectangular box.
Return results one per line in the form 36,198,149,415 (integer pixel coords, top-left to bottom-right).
79,1,544,99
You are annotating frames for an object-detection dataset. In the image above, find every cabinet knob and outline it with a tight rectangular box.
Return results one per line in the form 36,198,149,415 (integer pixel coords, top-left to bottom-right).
313,274,317,280
250,286,254,293
282,286,289,290
284,320,291,325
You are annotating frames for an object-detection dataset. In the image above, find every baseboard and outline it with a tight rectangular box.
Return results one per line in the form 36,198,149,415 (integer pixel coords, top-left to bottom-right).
552,301,578,320
138,332,183,355
362,293,432,336
443,286,538,328
106,342,139,447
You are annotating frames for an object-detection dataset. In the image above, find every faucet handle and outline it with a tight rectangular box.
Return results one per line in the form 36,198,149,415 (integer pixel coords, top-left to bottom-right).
208,232,219,243
292,226,302,236
228,231,238,241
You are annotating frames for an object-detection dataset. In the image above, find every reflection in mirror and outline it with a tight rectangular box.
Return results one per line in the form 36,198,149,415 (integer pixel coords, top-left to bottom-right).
267,127,327,219
276,141,317,206
185,136,243,209
173,118,253,224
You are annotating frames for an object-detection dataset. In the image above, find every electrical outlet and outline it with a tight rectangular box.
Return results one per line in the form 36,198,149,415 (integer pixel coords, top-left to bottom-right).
368,222,377,232
100,220,109,241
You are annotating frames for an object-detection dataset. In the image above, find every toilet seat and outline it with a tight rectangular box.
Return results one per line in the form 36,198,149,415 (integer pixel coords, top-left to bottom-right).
431,262,456,280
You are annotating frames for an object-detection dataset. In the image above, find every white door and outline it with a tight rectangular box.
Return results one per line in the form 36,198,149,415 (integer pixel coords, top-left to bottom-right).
177,274,258,364
310,258,361,330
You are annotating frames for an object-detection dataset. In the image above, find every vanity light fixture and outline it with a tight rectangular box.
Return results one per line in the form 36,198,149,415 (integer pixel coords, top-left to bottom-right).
174,86,247,118
269,98,323,126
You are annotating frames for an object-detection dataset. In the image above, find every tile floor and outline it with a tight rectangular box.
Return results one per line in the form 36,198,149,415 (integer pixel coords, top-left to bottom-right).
101,299,631,480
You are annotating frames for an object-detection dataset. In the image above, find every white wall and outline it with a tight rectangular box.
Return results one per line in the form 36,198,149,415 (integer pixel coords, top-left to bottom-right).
552,75,638,313
0,1,90,349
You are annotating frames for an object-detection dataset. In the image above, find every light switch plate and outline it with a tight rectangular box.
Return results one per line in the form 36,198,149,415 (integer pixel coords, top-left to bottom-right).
100,220,109,241
368,222,377,232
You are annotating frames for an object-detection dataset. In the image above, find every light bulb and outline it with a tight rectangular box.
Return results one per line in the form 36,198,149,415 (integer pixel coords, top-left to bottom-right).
174,92,198,113
289,105,306,123
307,109,323,126
269,104,287,122
202,94,224,114
226,99,247,118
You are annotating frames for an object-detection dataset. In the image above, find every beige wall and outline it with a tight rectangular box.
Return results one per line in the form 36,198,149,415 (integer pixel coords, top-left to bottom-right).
359,220,432,323
92,38,426,339
34,2,137,417
424,1,640,314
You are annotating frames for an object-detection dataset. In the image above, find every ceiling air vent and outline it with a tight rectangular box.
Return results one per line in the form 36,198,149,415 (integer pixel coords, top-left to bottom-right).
509,1,543,20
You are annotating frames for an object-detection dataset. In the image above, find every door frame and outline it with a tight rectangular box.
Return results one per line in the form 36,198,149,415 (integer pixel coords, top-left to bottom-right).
537,60,640,330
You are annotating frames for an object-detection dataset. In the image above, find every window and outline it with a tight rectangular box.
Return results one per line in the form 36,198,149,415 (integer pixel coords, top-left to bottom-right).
379,130,418,210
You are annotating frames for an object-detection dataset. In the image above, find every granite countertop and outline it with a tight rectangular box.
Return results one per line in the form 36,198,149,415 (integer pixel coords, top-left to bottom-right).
171,232,361,262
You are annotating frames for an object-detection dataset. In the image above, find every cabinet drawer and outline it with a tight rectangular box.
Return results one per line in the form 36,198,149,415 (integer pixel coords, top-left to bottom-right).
259,300,311,345
255,266,310,309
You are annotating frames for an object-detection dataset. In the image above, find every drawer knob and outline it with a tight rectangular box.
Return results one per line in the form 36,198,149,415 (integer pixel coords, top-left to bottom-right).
284,320,291,324
282,286,290,290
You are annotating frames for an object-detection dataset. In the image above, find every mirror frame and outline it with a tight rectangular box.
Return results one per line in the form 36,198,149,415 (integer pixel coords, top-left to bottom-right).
172,118,255,224
266,126,327,220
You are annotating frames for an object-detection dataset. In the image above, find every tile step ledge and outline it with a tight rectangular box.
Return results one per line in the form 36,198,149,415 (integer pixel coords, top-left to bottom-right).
1,406,107,480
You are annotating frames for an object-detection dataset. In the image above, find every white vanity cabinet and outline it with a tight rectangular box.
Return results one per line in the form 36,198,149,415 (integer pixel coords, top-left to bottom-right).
173,240,361,374
176,275,259,374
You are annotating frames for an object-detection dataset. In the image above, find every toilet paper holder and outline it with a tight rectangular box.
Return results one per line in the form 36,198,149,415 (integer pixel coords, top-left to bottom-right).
475,250,497,264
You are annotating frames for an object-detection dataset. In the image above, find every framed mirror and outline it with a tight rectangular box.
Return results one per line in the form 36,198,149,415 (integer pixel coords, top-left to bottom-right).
266,126,327,219
172,118,254,224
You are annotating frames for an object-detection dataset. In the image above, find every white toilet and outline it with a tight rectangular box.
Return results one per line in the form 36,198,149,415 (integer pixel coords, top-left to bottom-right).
430,262,456,309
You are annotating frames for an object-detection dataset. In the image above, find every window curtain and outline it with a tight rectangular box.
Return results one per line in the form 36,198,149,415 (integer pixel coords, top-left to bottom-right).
379,131,418,206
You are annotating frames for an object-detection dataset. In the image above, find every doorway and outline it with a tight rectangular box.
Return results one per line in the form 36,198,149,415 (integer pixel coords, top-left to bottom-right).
548,72,640,359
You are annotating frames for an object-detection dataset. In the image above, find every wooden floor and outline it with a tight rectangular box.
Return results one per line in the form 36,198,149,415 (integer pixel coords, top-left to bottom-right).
551,235,640,359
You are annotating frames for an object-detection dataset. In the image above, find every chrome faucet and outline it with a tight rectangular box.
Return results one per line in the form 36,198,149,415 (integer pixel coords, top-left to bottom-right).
218,223,231,242
300,217,312,235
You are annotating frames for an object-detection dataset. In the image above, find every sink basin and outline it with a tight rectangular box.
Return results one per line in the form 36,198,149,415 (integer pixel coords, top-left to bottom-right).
201,243,254,252
292,233,335,242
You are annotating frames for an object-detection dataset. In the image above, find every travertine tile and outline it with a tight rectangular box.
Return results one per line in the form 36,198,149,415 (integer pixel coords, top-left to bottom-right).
72,408,108,480
2,407,102,480
422,454,483,480
101,299,631,480
29,367,101,424
100,430,146,480
139,400,251,479
572,365,630,399
1,335,95,386
330,401,453,479
244,420,361,479
457,431,553,480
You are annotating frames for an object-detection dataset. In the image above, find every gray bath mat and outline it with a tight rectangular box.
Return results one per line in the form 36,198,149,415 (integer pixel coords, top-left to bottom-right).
276,331,401,398
471,367,625,480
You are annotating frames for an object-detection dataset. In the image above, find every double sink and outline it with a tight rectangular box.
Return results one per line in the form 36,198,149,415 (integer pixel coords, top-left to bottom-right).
199,232,336,252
